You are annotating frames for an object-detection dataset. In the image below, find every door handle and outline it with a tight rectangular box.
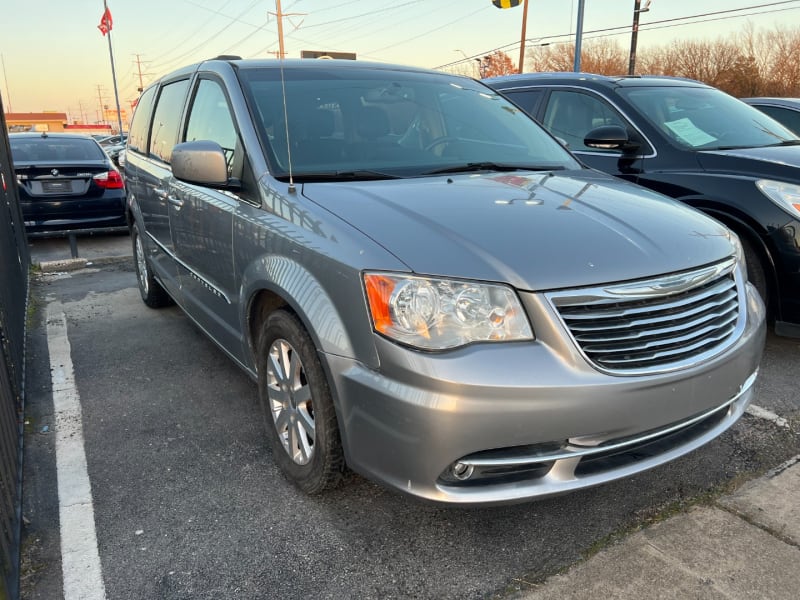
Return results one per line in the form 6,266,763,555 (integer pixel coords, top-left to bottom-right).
168,196,184,208
153,187,168,200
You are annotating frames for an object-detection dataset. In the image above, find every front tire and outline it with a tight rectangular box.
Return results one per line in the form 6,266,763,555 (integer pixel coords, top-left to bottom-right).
131,222,173,308
740,236,769,314
257,310,345,494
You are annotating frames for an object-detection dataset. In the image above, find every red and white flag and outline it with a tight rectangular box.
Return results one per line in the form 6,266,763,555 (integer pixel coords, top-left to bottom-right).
98,7,113,36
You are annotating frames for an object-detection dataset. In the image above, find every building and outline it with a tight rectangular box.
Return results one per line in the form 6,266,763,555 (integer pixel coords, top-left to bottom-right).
5,112,67,132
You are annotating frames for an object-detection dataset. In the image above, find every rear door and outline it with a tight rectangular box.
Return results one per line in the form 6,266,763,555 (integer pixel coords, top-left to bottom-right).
135,78,190,293
167,75,246,360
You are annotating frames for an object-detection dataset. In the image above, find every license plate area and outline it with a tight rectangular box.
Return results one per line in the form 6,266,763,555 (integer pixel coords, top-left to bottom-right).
42,180,72,193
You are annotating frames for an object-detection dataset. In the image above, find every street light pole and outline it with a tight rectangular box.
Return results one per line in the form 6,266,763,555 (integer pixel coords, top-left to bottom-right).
573,0,586,72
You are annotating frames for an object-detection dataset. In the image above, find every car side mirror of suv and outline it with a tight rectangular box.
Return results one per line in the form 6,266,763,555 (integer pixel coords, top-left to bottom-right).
172,140,239,189
584,125,641,154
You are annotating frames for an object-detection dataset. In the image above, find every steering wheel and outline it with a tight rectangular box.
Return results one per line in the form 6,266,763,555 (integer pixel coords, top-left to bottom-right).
424,136,461,152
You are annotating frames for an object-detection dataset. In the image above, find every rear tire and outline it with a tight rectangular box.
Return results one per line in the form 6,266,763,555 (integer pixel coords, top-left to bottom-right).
257,310,345,494
132,222,173,308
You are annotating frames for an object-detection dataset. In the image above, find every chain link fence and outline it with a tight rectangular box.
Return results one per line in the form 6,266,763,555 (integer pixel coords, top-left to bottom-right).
0,96,31,600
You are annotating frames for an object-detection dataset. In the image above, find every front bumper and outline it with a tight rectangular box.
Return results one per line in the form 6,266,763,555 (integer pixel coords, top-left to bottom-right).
326,283,766,505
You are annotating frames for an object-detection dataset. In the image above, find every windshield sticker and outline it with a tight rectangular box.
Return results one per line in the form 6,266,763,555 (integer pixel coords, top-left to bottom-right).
663,118,717,146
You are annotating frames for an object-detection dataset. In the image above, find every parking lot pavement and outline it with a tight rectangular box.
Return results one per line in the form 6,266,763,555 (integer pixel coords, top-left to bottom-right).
18,245,800,600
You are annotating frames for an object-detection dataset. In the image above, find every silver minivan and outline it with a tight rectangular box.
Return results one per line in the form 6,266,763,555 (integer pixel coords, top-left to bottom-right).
124,58,765,505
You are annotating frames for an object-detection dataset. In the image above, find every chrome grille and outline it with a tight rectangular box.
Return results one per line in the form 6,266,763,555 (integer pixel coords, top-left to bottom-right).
548,258,742,374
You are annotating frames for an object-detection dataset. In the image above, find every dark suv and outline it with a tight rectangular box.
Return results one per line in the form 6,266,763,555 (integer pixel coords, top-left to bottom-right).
485,73,800,337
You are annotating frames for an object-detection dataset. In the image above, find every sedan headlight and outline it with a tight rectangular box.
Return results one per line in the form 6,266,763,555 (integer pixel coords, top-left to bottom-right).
756,179,800,217
728,230,746,275
363,273,533,350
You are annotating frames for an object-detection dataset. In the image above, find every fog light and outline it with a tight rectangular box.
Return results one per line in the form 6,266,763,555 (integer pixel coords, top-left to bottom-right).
451,461,474,481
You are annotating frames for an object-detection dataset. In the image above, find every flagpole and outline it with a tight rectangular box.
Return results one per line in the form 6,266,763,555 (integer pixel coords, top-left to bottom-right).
103,0,125,135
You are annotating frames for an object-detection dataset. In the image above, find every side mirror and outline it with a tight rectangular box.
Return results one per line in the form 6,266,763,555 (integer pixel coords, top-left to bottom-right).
584,125,640,153
172,140,231,187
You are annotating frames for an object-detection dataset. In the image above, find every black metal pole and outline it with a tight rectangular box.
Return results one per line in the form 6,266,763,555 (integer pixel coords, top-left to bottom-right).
629,0,641,76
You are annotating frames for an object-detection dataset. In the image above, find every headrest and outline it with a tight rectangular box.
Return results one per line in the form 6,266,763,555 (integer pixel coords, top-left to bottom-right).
356,106,389,139
306,109,335,137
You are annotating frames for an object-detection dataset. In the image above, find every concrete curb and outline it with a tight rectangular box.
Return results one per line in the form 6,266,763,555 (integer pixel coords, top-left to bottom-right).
519,455,800,600
37,255,132,273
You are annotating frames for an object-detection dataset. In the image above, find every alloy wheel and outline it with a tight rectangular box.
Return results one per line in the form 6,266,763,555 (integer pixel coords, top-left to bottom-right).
266,338,315,465
135,233,149,295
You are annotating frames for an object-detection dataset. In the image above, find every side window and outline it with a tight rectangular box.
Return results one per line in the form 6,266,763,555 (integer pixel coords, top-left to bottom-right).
755,105,800,136
185,78,238,173
542,90,626,151
149,79,190,163
127,86,156,155
503,89,545,119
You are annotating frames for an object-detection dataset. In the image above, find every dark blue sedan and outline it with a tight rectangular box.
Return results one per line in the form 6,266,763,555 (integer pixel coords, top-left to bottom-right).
9,132,127,235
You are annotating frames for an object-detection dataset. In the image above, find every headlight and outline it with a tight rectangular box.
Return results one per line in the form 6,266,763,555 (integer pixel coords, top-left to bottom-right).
363,273,533,350
728,230,746,276
756,179,800,217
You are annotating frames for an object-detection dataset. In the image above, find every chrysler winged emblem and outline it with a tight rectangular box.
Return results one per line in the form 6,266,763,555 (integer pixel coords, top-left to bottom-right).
51,169,59,176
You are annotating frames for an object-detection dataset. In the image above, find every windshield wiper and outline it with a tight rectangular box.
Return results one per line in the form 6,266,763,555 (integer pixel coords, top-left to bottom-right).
706,145,755,151
708,139,800,151
282,170,404,182
764,139,800,147
423,162,566,176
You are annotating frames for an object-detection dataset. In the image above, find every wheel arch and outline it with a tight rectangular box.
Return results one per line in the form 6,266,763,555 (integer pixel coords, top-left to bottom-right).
689,199,780,319
240,255,375,374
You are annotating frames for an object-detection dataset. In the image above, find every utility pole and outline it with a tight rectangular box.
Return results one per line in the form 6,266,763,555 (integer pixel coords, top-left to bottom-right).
629,0,651,75
96,85,107,125
1,53,11,113
134,54,148,92
276,0,287,59
517,0,529,74
269,0,304,59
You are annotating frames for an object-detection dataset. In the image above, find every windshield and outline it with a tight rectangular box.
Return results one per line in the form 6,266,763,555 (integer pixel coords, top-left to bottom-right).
238,66,580,179
618,86,799,151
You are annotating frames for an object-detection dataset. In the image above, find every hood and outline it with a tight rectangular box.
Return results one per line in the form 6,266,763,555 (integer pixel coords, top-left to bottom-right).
302,170,736,291
697,144,800,181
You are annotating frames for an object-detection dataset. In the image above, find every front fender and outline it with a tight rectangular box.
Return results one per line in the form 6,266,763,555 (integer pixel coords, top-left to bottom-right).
239,254,379,371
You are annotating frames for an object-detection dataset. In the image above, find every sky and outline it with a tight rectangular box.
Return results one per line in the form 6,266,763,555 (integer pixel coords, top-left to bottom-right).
2,0,799,123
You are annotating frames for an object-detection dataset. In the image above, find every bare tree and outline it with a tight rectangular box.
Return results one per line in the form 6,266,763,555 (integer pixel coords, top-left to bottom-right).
517,24,800,96
482,51,517,78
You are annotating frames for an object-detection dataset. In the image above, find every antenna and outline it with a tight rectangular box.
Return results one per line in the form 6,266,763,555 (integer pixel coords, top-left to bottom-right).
275,0,296,193
278,56,295,193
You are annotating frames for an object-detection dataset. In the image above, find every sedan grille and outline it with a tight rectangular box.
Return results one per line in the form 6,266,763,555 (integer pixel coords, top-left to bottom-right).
547,258,742,374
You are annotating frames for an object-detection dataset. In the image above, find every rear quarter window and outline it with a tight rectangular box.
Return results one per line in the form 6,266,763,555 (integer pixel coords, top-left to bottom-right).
127,86,157,155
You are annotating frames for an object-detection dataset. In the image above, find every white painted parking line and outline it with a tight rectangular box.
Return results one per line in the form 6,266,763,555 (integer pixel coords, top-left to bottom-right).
46,306,107,600
747,404,792,430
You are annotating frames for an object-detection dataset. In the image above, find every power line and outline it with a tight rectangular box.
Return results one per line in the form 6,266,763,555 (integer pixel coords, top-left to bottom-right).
367,6,491,56
434,0,800,69
291,1,459,56
149,0,264,72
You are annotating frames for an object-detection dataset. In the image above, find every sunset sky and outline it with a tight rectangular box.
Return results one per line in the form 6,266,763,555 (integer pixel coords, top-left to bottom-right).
2,0,798,123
